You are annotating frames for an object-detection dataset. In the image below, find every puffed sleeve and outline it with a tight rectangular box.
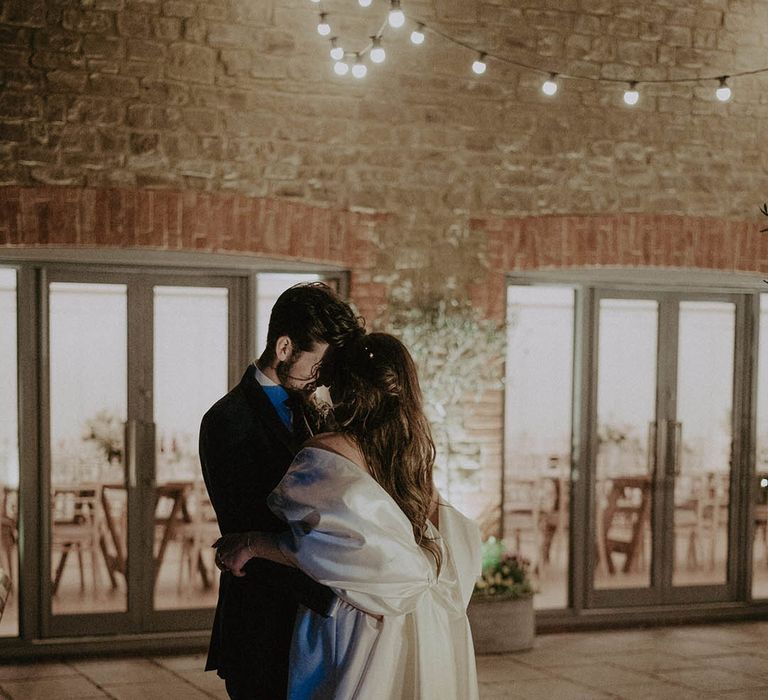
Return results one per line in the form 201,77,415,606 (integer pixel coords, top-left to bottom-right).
267,447,436,617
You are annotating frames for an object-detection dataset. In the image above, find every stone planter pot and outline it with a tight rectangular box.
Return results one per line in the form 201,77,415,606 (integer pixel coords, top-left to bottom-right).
467,595,535,654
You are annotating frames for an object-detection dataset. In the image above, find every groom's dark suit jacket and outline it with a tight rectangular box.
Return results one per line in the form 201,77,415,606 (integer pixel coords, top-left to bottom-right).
199,367,334,695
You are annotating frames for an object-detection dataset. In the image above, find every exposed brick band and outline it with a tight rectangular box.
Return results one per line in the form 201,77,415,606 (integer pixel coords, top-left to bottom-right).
0,185,390,322
0,185,383,265
469,214,766,320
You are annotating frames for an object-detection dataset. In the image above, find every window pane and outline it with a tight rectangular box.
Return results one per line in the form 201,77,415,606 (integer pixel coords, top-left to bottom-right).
505,285,574,610
673,301,734,587
49,283,128,615
0,268,18,637
153,286,228,610
595,299,658,591
256,273,320,355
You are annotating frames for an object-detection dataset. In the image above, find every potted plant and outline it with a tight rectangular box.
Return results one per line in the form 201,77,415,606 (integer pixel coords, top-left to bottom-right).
467,537,535,653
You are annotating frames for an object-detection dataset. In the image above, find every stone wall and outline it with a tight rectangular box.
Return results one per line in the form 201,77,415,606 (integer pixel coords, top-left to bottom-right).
2,0,768,528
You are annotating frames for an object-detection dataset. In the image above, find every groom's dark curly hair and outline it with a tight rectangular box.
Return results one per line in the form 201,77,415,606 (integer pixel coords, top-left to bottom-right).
260,282,365,364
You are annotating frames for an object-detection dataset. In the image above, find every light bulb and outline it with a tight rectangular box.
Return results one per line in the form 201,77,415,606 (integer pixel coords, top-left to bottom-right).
472,53,487,75
715,77,731,102
410,24,425,45
623,82,639,106
352,57,367,79
334,61,349,76
388,1,405,28
542,74,558,96
309,0,320,3
329,38,344,61
317,14,331,36
359,0,372,6
370,37,385,64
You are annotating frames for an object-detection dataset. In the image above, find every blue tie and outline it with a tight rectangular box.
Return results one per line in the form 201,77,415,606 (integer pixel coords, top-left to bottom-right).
262,385,292,431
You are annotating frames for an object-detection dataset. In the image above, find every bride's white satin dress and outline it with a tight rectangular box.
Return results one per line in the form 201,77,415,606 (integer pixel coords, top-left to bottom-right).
267,447,482,700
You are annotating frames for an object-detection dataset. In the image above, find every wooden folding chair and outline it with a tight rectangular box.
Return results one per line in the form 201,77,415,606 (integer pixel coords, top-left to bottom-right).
0,564,11,621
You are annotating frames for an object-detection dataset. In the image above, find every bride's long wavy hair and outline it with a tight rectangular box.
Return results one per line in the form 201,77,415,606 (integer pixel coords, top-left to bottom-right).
325,332,442,574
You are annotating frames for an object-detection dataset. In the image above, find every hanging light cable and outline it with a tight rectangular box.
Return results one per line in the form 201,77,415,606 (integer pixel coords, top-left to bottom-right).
316,9,768,105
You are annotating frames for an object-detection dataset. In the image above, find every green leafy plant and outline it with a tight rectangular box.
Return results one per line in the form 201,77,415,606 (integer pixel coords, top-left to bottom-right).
383,298,505,502
473,537,534,600
384,299,505,424
82,409,123,463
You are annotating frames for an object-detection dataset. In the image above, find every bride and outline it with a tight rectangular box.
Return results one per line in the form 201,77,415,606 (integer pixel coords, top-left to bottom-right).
215,332,481,699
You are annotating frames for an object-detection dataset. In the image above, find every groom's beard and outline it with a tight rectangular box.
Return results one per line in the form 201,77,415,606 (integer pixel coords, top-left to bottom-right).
276,356,317,398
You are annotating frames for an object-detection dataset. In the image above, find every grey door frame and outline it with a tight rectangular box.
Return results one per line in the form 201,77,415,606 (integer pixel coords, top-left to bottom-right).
40,267,248,637
585,289,748,609
1,253,348,649
507,272,764,625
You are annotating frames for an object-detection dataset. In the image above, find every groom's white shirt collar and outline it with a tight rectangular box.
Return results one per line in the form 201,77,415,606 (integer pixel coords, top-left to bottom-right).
254,365,278,387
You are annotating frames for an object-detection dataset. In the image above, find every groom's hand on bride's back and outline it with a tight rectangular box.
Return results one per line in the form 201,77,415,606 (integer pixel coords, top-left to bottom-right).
212,533,251,576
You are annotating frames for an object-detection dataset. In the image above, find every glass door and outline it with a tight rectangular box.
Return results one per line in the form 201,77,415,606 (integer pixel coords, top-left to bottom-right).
44,276,131,635
590,292,661,606
666,297,742,604
150,281,233,628
588,291,743,607
42,270,244,636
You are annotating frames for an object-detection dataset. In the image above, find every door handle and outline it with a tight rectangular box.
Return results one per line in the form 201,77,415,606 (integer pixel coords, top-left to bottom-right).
647,421,658,476
672,421,683,476
125,419,137,489
656,419,668,483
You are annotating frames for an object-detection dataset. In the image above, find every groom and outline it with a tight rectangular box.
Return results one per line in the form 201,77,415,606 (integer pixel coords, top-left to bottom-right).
199,282,364,700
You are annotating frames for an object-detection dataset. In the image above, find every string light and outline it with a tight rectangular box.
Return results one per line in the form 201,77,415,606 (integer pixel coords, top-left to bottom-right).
410,22,425,45
472,52,487,75
315,5,768,108
623,81,639,106
352,54,367,79
388,1,405,28
716,76,732,102
329,37,344,61
309,0,320,3
317,13,331,37
542,72,558,96
370,36,386,64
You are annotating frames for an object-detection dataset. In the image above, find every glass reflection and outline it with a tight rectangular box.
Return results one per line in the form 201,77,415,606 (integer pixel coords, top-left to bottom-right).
754,294,768,599
153,286,228,610
49,282,128,615
595,299,658,590
505,285,574,610
0,268,18,637
673,301,734,587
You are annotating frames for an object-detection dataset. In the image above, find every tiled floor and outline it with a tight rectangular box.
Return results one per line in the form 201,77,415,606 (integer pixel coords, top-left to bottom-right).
2,621,768,699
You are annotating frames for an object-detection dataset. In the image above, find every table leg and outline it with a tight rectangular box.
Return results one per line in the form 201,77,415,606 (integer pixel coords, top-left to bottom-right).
154,495,183,584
